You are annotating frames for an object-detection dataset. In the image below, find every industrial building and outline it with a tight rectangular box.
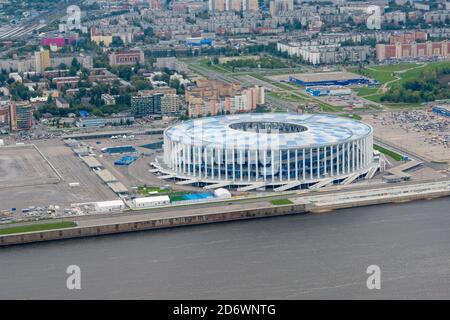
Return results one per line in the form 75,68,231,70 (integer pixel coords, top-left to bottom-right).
289,72,371,87
94,200,125,213
163,114,375,188
306,87,352,97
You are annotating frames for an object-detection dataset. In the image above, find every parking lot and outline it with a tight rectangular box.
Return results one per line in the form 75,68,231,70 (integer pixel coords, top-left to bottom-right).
362,110,450,162
0,139,117,219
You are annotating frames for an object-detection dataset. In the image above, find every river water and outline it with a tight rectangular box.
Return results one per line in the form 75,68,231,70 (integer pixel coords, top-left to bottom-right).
1,198,450,299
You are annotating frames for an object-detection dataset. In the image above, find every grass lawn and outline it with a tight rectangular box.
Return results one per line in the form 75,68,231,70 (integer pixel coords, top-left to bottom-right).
198,59,232,73
353,87,379,96
249,73,294,90
268,92,308,103
0,221,77,235
373,144,403,161
350,63,419,84
138,186,199,202
138,186,170,196
393,61,450,87
270,199,294,205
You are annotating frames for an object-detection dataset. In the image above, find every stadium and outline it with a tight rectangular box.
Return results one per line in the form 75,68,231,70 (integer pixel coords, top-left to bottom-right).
159,114,376,190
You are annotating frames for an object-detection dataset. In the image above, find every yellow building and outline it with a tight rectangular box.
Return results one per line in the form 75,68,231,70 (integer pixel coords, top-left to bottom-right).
34,50,50,74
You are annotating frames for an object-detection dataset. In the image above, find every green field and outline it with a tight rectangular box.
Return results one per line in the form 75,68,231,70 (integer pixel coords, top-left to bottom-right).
351,63,419,84
353,87,379,96
138,186,171,196
198,59,232,73
249,73,294,90
268,92,308,103
373,144,403,161
138,186,210,203
270,199,294,205
0,221,77,235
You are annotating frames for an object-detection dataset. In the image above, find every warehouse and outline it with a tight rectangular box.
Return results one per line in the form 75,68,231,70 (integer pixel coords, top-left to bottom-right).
94,200,125,213
306,87,352,97
289,72,371,87
132,195,171,208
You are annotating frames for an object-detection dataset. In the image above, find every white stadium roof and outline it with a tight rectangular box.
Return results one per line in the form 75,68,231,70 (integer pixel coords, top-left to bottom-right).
164,114,372,150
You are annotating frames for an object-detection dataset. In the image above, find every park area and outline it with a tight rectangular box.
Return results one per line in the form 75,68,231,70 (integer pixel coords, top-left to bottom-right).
351,61,450,105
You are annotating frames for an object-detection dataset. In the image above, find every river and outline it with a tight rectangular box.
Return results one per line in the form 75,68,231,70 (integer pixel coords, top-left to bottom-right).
1,198,450,299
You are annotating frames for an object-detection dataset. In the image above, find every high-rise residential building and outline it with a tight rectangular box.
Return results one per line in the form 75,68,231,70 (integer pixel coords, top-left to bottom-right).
376,41,450,61
9,102,33,132
270,0,293,15
161,94,182,114
34,49,51,74
209,0,226,12
131,93,163,116
226,0,242,11
243,0,259,11
185,79,265,118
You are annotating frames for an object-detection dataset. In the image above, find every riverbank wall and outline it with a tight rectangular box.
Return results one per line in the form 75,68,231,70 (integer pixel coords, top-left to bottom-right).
0,204,308,246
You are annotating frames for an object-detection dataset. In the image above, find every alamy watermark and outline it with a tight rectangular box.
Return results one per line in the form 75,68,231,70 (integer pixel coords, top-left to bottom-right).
66,265,81,290
366,265,381,290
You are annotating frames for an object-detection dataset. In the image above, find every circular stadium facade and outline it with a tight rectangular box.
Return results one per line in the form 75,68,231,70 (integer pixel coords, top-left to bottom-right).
163,114,374,185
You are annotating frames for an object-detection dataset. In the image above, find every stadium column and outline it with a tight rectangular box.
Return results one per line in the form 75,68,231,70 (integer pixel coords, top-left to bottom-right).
352,141,356,172
263,150,266,181
347,143,351,174
198,146,202,177
192,147,196,176
188,146,192,175
271,150,275,182
356,140,359,170
364,137,368,166
324,145,327,176
225,149,228,180
255,149,259,181
232,149,236,181
211,148,214,179
330,145,334,176
316,147,320,179
302,148,306,180
182,145,186,174
279,150,283,182
176,143,180,172
218,148,221,180
240,149,243,182
363,137,367,167
287,150,290,181
295,149,298,180
204,147,208,178
310,147,313,180
336,144,340,175
248,149,251,182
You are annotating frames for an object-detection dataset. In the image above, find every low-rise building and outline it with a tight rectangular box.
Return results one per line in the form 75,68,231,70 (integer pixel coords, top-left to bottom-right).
55,97,70,109
109,50,145,66
101,94,116,106
132,196,170,208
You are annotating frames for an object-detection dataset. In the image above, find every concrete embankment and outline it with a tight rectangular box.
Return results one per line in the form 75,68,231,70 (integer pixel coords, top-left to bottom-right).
1,181,449,246
309,189,450,212
0,204,308,246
